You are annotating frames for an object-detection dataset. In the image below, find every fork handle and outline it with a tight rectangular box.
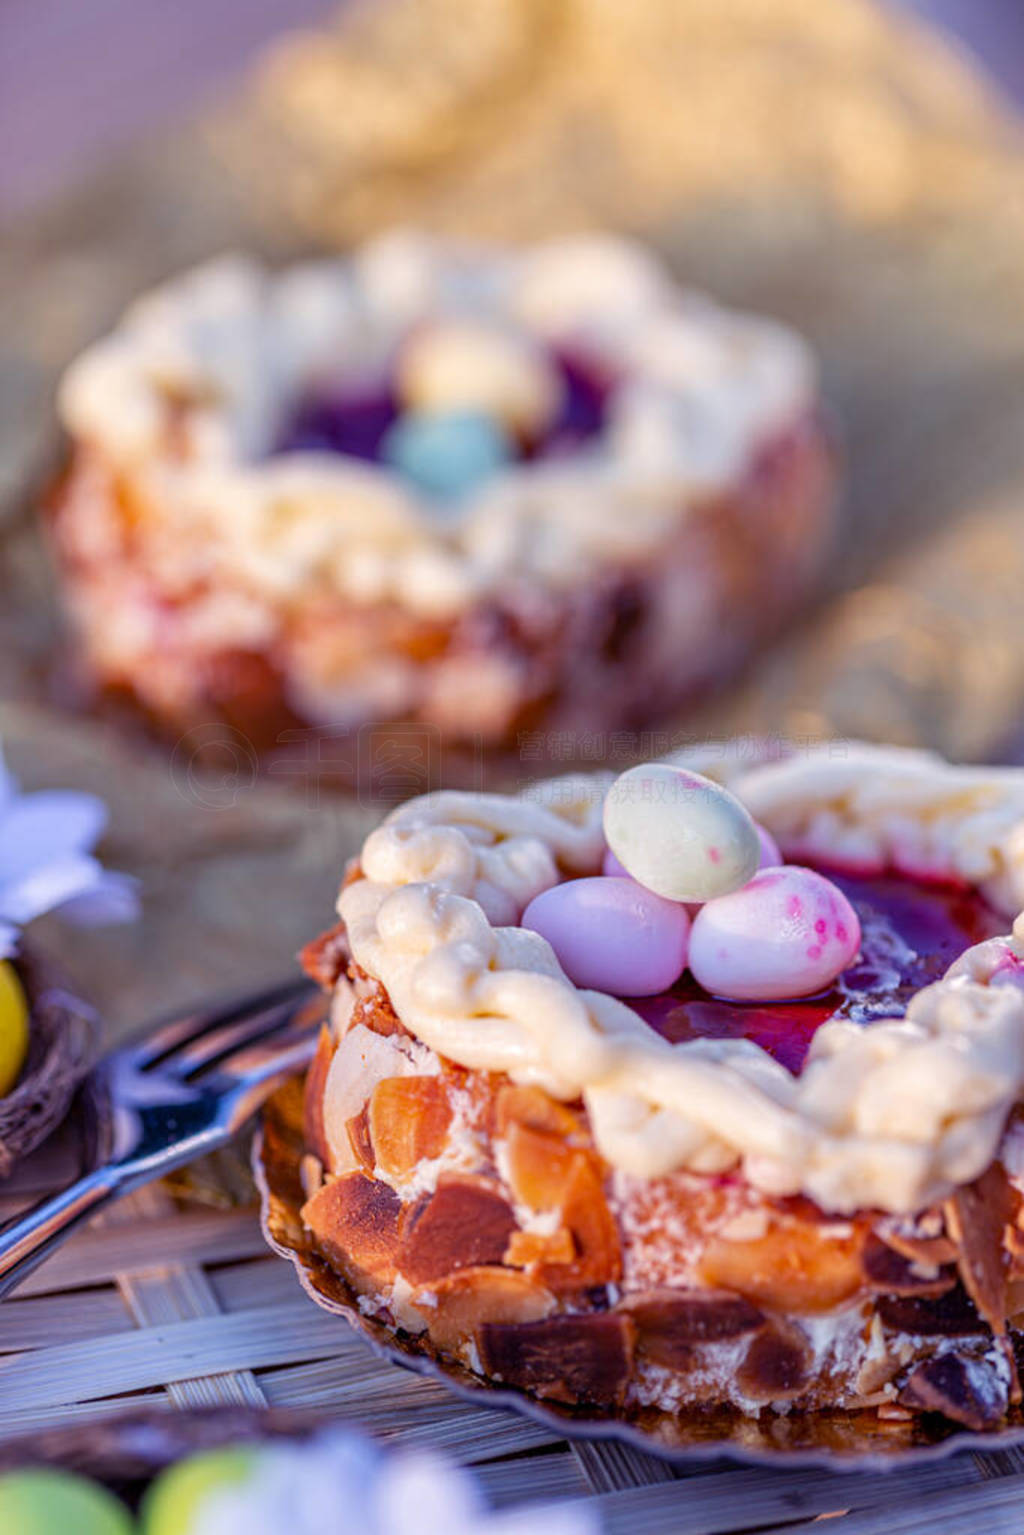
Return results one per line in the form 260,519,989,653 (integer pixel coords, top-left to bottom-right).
0,1166,121,1300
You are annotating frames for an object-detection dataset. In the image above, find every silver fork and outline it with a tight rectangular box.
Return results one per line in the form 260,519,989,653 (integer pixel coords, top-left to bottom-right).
0,976,324,1299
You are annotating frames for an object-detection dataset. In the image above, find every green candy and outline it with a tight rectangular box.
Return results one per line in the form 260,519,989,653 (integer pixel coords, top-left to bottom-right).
0,1469,133,1535
141,1448,257,1535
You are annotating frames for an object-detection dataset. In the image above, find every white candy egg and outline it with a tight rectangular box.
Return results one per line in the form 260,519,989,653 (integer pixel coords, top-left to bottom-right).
688,866,862,1002
398,319,563,439
602,763,760,903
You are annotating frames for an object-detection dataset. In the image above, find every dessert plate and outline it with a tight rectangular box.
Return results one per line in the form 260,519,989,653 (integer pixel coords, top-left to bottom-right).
255,1078,1024,1472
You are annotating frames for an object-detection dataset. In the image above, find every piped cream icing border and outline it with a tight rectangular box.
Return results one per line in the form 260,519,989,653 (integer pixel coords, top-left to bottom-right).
335,744,1024,1216
56,231,816,617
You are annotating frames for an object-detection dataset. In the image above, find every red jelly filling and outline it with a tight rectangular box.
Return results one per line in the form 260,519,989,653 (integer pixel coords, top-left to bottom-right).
631,870,1008,1074
274,350,610,464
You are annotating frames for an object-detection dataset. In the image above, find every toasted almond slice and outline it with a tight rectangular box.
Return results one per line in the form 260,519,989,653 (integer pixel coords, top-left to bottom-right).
504,1229,575,1268
302,1170,402,1290
627,1288,764,1368
303,1025,335,1172
880,1233,958,1268
479,1312,634,1407
736,1323,809,1404
413,1266,555,1352
861,1233,955,1298
944,1163,1019,1398
300,922,350,991
369,1075,453,1180
322,1023,433,1172
944,1163,1013,1337
398,1174,517,1285
495,1084,583,1140
698,1216,865,1313
504,1121,578,1210
542,1152,621,1290
346,1106,375,1172
899,1352,1010,1430
877,1286,983,1337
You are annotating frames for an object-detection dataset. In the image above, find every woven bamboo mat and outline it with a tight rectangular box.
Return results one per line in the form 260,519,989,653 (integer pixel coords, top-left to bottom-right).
2,1136,1024,1533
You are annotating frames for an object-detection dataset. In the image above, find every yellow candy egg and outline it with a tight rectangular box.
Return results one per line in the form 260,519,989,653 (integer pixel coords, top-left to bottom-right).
0,961,30,1098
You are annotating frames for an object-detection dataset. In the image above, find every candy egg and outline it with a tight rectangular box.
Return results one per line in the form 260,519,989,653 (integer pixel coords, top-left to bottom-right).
398,319,563,439
756,822,783,870
383,409,512,503
0,1470,133,1535
688,866,862,1002
522,877,690,997
603,763,760,903
602,847,629,878
142,1448,258,1535
0,960,29,1098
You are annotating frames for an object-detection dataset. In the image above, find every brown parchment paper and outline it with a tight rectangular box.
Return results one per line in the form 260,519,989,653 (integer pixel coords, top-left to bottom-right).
3,0,1024,1043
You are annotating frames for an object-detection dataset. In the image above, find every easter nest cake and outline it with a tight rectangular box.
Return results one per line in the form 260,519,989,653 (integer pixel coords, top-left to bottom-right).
49,233,833,766
272,741,1024,1435
0,952,97,1176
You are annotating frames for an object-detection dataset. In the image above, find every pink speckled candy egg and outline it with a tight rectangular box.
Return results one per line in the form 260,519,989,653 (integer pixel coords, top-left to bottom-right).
688,866,861,1002
522,877,690,997
602,847,629,878
756,823,783,870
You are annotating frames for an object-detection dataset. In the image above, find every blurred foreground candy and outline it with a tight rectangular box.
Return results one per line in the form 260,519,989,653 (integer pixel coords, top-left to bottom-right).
0,1470,132,1535
689,866,861,1002
0,960,29,1098
603,763,760,903
142,1448,258,1535
523,876,690,996
383,409,512,503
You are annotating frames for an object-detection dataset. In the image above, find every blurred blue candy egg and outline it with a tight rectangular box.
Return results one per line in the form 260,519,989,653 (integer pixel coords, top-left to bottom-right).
383,409,512,503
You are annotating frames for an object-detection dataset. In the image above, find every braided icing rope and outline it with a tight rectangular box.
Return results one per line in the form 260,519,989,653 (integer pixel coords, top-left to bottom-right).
338,745,1024,1214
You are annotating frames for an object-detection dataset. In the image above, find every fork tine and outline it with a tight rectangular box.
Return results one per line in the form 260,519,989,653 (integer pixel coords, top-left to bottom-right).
126,976,314,1069
205,1023,324,1100
163,984,323,1080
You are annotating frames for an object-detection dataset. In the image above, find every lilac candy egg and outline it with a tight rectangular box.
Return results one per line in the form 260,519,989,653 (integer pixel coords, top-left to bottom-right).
604,844,704,921
688,866,861,1002
602,847,629,878
756,823,783,870
522,877,690,997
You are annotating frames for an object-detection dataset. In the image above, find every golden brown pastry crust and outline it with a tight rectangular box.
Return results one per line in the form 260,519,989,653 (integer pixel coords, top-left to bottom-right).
299,960,1024,1427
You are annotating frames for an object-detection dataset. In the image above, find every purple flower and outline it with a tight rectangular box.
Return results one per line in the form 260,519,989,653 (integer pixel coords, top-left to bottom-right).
0,748,139,958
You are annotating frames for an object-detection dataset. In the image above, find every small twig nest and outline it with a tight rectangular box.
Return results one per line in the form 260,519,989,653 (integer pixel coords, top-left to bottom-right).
0,949,98,1177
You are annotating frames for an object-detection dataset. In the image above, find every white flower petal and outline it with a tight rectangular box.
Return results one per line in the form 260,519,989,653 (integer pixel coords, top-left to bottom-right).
0,749,17,814
0,790,109,884
58,871,140,927
483,1504,599,1535
376,1451,485,1535
0,854,103,925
